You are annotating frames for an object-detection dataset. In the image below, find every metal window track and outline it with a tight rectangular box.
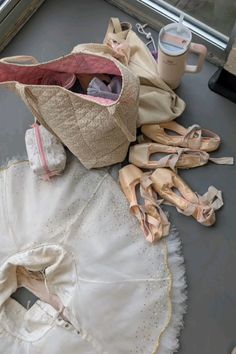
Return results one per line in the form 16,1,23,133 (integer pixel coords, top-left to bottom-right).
0,0,45,53
105,0,230,64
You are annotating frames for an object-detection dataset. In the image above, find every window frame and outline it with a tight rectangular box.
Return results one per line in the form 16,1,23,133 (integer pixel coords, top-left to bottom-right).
0,0,45,53
105,0,233,65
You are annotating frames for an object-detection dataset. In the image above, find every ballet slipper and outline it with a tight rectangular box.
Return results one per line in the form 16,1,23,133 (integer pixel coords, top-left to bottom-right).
119,164,170,242
141,121,221,152
143,167,223,227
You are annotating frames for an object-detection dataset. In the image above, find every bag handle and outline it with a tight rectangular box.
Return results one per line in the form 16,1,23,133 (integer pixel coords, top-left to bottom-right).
16,84,39,116
16,84,62,143
0,55,38,64
104,17,131,43
105,17,122,36
104,18,132,65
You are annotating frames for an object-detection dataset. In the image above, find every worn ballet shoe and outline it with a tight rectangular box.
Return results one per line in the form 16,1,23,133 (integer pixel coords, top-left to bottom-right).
143,168,223,226
141,121,221,152
129,143,233,170
119,164,170,242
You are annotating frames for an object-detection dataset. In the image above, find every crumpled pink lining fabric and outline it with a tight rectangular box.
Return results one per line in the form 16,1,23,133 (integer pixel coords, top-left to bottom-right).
0,53,121,105
0,54,121,83
0,156,172,354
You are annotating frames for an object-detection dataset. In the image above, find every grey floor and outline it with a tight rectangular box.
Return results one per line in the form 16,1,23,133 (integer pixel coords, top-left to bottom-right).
0,0,236,353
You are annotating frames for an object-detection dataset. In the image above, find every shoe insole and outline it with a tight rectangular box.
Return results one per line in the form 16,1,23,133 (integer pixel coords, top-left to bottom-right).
149,152,170,162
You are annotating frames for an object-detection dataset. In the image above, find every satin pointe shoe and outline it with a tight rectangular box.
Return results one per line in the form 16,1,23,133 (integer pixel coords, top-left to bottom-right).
129,143,234,170
145,168,223,226
141,121,221,152
119,164,170,242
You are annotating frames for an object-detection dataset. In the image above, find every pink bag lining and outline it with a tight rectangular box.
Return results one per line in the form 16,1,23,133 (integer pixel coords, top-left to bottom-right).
76,94,116,105
0,53,121,84
0,53,122,105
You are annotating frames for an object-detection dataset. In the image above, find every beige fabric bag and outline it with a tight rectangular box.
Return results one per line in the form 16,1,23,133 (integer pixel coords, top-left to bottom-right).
0,48,139,169
103,18,186,126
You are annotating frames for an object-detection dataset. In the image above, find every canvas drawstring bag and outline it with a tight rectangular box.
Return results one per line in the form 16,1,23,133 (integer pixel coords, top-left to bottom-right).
103,17,186,126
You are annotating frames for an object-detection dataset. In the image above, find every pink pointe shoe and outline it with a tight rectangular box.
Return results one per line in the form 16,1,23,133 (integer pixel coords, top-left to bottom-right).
141,121,221,152
119,164,170,242
147,168,223,227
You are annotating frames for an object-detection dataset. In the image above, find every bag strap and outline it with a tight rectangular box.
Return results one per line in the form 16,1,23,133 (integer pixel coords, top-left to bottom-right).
20,85,61,140
0,55,38,64
105,17,122,36
17,84,39,116
104,17,132,43
104,18,132,65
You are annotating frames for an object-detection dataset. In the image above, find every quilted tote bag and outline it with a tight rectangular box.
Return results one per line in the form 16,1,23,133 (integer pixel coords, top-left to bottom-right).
0,45,139,169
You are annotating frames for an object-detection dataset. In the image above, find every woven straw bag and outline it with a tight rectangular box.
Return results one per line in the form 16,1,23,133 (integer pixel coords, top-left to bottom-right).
0,44,139,169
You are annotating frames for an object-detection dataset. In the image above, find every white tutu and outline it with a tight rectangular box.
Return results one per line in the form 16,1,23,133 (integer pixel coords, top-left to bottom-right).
0,156,185,353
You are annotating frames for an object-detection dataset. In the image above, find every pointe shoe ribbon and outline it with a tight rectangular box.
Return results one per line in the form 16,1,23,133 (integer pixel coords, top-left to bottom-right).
130,142,234,170
141,171,196,216
140,173,170,236
119,164,170,242
142,168,223,226
141,121,221,152
198,186,223,211
107,36,131,65
172,186,223,219
182,124,202,149
156,149,184,171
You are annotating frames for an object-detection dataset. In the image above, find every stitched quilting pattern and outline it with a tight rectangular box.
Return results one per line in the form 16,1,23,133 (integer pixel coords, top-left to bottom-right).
0,48,139,168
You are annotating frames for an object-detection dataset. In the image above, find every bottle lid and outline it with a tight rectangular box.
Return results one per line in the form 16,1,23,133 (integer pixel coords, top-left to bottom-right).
159,22,192,56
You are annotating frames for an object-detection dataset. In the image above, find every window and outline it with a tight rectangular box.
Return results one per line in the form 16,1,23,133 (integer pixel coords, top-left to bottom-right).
106,0,236,63
160,0,236,36
0,0,8,7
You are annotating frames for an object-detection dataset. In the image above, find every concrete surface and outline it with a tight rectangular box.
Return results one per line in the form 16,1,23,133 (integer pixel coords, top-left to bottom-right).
0,0,235,353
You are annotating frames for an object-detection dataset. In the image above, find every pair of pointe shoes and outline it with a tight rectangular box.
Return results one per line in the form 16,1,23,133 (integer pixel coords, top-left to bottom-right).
119,164,223,242
119,164,170,243
120,121,229,242
129,121,233,170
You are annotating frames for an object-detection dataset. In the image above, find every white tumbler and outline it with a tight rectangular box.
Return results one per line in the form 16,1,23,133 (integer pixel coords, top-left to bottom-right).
157,22,207,89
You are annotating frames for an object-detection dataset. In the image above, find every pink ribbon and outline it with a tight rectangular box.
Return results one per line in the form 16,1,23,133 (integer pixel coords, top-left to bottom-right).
32,123,60,181
107,37,130,64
